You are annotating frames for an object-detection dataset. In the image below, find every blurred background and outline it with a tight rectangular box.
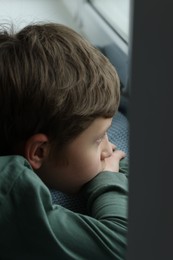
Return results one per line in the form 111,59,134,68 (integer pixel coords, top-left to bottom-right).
1,1,173,259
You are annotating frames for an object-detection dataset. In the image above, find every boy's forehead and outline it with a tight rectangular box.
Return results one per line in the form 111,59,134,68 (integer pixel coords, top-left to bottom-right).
76,117,112,139
91,117,112,131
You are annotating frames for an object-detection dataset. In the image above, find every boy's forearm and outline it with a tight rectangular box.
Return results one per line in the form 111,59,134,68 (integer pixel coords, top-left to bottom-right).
83,171,128,220
75,167,128,259
53,170,128,259
83,157,128,218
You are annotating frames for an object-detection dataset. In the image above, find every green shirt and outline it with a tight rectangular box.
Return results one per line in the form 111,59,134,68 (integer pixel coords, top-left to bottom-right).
0,155,128,260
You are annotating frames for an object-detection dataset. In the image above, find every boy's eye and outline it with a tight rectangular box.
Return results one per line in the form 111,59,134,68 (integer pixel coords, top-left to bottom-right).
96,132,107,144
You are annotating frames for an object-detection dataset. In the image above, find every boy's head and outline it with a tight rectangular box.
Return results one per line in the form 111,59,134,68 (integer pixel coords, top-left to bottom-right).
0,23,121,192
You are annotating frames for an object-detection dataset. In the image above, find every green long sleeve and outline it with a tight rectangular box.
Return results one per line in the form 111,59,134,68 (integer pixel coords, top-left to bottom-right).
0,155,128,260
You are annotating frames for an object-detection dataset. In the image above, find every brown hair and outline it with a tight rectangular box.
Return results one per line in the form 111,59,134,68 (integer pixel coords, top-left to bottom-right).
0,23,120,155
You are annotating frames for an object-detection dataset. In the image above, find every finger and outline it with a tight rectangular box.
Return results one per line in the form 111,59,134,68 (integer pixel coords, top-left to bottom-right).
113,149,126,160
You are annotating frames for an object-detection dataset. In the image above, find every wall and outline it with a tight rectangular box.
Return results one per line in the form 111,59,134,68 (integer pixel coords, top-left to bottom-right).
0,0,79,31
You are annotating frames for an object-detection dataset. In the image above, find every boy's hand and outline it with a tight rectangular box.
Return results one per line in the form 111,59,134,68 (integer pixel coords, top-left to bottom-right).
102,149,126,173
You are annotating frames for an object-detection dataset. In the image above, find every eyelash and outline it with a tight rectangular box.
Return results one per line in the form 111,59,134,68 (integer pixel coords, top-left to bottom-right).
96,132,107,144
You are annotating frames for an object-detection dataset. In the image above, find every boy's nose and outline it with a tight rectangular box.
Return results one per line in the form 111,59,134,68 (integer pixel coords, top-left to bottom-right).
100,142,115,161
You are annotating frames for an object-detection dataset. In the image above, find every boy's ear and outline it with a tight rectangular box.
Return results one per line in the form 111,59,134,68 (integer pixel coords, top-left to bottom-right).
24,134,50,170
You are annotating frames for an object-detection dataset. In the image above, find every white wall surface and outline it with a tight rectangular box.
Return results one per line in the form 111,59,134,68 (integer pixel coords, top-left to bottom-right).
61,0,83,19
0,0,79,31
0,0,128,54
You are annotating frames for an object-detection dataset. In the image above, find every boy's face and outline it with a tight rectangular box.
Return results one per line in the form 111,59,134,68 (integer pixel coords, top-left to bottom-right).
39,117,115,193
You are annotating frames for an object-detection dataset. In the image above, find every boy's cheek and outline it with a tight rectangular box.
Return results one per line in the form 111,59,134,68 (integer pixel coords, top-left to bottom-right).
66,163,101,192
82,162,103,182
45,153,102,192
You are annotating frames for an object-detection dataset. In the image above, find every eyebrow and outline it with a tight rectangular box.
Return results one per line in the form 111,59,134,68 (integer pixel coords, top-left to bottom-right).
99,123,112,137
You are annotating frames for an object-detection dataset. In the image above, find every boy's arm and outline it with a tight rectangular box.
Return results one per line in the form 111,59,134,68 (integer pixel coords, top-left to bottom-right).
44,160,128,259
12,157,128,259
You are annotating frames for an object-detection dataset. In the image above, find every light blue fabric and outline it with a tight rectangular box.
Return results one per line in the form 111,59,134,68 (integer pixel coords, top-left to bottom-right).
108,111,129,155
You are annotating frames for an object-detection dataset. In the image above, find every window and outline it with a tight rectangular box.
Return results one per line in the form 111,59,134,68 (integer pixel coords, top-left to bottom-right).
89,0,130,43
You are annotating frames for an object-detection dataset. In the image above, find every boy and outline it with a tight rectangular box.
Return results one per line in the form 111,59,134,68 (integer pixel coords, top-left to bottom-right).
0,23,128,259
